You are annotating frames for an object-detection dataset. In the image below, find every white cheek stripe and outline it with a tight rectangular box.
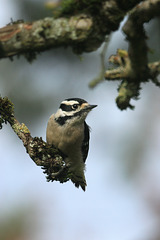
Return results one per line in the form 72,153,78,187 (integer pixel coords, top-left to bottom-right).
55,108,76,117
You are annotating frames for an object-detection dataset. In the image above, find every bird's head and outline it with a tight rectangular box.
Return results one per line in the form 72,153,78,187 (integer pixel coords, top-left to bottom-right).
55,98,97,125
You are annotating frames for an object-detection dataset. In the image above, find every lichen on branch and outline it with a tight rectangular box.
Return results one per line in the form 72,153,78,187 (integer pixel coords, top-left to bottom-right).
0,96,70,184
0,0,143,60
104,50,160,110
0,14,95,60
103,0,160,110
0,96,14,128
0,0,160,112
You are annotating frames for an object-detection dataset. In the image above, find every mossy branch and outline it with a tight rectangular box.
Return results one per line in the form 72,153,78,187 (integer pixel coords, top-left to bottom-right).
105,50,160,110
0,15,94,60
0,0,160,111
103,0,160,110
0,96,70,184
0,0,142,60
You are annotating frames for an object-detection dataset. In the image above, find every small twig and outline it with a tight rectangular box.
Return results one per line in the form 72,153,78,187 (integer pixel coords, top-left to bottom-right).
104,49,160,110
89,35,111,88
105,49,132,80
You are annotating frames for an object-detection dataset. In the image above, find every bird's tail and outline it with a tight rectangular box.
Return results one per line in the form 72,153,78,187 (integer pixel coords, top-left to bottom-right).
70,173,87,191
65,158,87,191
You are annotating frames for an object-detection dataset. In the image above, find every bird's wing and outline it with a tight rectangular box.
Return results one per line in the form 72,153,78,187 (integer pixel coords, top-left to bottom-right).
82,121,90,163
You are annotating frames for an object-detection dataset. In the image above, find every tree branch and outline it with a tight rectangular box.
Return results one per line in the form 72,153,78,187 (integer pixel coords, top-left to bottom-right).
105,49,160,110
0,0,160,111
104,0,160,110
0,96,70,184
0,15,94,60
123,0,160,79
0,0,142,60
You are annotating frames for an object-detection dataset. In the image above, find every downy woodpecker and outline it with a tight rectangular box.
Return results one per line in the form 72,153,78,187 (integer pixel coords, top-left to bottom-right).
46,98,97,191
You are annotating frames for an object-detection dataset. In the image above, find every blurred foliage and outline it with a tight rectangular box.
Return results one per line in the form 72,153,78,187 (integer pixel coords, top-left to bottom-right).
47,0,105,17
0,205,36,240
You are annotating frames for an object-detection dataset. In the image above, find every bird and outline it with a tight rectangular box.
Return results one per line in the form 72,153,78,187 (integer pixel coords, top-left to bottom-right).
46,98,97,191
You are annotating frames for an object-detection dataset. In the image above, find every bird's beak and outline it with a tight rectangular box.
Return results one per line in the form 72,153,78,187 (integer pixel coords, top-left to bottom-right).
85,104,97,110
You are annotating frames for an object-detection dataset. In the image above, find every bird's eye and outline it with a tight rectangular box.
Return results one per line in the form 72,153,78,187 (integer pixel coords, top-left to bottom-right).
72,104,78,110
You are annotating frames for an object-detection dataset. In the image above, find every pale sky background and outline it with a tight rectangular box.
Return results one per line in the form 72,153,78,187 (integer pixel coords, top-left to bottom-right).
0,1,160,240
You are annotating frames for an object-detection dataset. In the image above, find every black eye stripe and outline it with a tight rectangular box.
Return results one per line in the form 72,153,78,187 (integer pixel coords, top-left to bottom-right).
60,103,80,112
60,104,73,111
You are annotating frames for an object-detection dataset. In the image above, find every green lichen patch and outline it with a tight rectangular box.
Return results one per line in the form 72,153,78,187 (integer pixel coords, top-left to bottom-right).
12,122,30,136
116,81,140,110
0,96,14,129
28,137,70,184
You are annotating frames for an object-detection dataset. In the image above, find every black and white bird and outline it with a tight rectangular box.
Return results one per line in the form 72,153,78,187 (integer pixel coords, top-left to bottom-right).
46,98,97,191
